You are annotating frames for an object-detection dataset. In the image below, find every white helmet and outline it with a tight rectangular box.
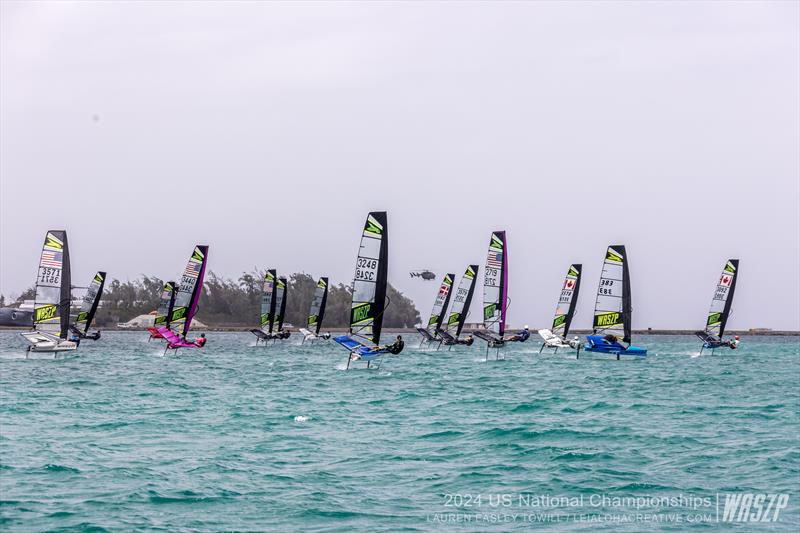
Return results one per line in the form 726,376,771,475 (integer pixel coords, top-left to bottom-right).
524,325,529,330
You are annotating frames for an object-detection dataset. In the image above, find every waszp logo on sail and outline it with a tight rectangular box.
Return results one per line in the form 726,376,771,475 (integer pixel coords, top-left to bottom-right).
719,493,789,522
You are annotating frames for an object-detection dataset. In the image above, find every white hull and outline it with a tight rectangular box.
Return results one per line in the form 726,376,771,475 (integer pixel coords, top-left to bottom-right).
299,328,330,343
537,329,581,349
20,331,77,354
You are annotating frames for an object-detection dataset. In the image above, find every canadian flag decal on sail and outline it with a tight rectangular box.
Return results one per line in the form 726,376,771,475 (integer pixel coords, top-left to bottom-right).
720,275,732,287
564,279,575,290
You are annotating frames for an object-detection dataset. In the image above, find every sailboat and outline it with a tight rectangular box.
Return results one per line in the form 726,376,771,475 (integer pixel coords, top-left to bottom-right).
148,281,177,340
156,245,209,353
436,264,479,347
250,269,277,344
20,230,77,354
474,231,509,358
538,264,582,355
300,277,331,343
696,259,740,354
584,245,647,358
334,211,392,368
271,277,291,340
70,271,107,343
416,272,454,347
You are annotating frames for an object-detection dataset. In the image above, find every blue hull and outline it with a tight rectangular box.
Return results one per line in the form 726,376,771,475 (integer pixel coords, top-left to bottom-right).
584,335,647,357
334,335,388,359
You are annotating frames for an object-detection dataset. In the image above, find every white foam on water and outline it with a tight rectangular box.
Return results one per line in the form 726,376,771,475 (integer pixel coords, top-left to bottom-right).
294,415,310,422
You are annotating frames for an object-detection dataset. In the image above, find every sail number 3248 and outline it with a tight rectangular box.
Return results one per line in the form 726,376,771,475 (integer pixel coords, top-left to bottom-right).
356,258,378,281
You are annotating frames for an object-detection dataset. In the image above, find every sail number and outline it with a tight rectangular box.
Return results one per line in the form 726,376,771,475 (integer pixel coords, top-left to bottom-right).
485,267,498,286
38,267,61,284
356,257,378,281
598,279,615,295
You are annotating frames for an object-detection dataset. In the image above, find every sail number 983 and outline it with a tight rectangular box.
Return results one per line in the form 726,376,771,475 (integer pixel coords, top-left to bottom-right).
598,279,616,295
356,258,378,281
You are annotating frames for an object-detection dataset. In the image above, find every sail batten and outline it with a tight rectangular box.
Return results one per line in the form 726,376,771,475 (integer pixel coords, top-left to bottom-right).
349,211,388,345
444,265,479,338
483,231,507,336
308,277,329,334
704,259,739,338
552,264,582,339
75,271,106,334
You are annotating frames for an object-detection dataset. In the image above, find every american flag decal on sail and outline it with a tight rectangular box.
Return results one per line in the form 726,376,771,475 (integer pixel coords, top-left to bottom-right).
487,251,503,269
41,251,63,268
184,261,201,278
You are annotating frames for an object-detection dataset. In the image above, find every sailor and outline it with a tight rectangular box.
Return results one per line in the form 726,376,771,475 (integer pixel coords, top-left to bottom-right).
386,335,404,354
320,332,331,340
461,334,474,346
194,333,207,347
507,326,531,342
728,335,740,349
603,334,618,344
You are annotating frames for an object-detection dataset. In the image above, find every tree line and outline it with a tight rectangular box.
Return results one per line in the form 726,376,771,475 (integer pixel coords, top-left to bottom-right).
88,271,421,328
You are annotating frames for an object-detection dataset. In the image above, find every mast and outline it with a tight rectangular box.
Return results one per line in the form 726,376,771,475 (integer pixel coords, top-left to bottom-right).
705,259,739,338
75,271,106,334
32,230,71,339
349,211,388,345
308,277,329,335
275,277,288,332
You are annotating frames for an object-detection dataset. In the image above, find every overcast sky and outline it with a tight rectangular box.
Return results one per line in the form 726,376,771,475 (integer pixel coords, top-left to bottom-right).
1,1,798,331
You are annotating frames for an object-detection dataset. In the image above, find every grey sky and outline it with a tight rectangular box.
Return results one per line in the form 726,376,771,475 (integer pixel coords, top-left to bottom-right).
1,1,798,330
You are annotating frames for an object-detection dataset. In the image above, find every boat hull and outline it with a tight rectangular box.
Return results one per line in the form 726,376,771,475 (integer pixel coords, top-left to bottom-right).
20,331,77,354
584,335,647,357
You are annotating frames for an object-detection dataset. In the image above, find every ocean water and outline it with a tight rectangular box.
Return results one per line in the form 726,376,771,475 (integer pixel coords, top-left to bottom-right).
1,332,798,532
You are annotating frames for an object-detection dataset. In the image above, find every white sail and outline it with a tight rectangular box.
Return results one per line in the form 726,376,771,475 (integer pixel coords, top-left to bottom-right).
426,273,454,334
704,259,739,338
32,230,71,338
592,245,631,342
75,271,106,334
552,264,581,339
350,212,388,344
443,264,478,337
482,231,507,336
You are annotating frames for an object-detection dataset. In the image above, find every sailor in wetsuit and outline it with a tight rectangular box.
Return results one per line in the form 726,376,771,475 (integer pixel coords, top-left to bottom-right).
386,335,404,354
460,334,474,346
194,333,207,347
506,326,531,342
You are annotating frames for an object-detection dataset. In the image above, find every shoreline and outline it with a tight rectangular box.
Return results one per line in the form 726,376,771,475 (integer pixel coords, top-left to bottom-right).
1,326,797,336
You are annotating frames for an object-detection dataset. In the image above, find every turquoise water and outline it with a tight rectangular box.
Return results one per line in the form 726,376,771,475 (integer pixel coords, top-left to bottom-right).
1,332,798,531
